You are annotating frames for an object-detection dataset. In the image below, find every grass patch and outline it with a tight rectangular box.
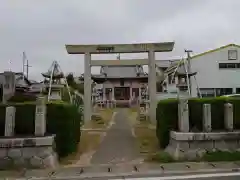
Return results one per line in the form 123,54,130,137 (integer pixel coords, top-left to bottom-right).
202,151,240,162
60,131,102,165
134,121,159,159
83,108,114,129
146,151,175,163
129,107,139,113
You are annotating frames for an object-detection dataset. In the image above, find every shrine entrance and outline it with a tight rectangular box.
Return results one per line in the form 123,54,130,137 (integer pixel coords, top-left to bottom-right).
65,42,174,123
114,87,130,100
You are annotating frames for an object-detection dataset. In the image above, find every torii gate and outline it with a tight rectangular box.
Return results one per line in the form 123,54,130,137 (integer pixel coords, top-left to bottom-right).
65,42,175,123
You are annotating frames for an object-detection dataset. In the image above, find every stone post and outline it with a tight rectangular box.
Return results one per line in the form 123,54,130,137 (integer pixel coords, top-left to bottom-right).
112,87,115,101
4,106,16,137
35,97,46,136
139,87,141,102
84,52,92,122
224,103,233,131
148,49,157,124
146,102,150,114
178,99,189,132
203,104,211,132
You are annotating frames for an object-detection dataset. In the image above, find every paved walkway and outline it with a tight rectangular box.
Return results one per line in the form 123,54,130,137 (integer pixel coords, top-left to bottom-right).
91,108,141,165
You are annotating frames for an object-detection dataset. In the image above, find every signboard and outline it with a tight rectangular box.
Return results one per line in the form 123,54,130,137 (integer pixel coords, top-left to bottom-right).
96,46,114,53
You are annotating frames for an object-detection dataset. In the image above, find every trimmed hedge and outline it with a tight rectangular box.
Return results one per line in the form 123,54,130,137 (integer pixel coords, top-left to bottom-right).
156,97,240,149
0,102,82,158
8,92,37,102
156,99,178,149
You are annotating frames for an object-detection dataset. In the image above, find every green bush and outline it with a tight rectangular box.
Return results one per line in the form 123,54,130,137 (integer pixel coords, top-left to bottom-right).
156,97,240,149
0,102,82,158
8,92,37,102
156,99,178,149
46,103,81,157
188,97,226,131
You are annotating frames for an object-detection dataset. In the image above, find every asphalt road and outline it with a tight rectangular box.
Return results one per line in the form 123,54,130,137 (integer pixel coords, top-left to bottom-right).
19,172,240,180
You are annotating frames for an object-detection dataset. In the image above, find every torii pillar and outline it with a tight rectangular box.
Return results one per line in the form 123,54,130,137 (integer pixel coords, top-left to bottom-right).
65,42,174,123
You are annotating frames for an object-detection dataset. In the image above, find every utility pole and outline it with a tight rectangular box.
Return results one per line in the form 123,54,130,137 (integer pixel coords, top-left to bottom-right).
184,49,193,96
9,60,12,71
25,60,32,79
22,52,26,80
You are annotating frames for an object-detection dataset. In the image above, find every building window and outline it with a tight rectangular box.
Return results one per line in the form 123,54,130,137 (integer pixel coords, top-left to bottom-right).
199,88,215,97
219,63,240,69
228,50,238,60
215,88,233,96
236,88,240,93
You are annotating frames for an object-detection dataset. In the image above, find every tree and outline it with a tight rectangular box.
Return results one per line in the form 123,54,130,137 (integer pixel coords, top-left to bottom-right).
66,73,84,94
66,73,75,86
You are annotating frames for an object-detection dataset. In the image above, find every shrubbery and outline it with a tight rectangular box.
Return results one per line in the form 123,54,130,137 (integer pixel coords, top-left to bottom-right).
0,102,82,158
156,97,240,149
8,92,37,102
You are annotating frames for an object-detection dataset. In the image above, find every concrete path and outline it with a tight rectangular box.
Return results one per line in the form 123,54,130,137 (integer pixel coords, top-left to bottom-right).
90,108,141,165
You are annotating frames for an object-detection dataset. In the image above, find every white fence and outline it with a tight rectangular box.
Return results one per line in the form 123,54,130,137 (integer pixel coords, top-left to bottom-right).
156,92,190,101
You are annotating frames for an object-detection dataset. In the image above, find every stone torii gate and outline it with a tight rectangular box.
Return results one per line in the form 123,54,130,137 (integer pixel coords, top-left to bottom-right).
65,42,174,123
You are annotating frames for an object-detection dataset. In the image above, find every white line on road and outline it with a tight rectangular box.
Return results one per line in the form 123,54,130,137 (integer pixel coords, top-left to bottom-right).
122,172,240,180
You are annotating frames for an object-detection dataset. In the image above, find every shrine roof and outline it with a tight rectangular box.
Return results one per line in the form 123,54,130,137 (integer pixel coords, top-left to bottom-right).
96,65,147,78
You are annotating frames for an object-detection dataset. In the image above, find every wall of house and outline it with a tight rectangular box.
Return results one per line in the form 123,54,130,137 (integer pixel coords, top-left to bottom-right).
16,78,29,87
190,45,240,97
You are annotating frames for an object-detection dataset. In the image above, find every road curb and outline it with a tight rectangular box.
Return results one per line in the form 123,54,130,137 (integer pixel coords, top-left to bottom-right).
18,168,240,180
18,165,240,180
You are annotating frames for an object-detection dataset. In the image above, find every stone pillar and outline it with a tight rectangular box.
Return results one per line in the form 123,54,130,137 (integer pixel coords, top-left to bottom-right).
203,104,211,132
103,87,106,101
224,103,233,131
130,87,132,100
139,87,141,102
148,49,157,124
112,87,115,100
178,99,189,132
84,52,92,122
35,97,46,136
4,106,16,137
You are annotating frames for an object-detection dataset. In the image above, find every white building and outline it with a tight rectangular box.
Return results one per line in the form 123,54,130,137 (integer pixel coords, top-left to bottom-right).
190,44,240,97
164,44,240,98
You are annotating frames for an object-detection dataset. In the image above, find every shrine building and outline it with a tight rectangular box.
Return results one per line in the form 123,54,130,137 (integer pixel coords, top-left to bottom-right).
91,64,148,106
